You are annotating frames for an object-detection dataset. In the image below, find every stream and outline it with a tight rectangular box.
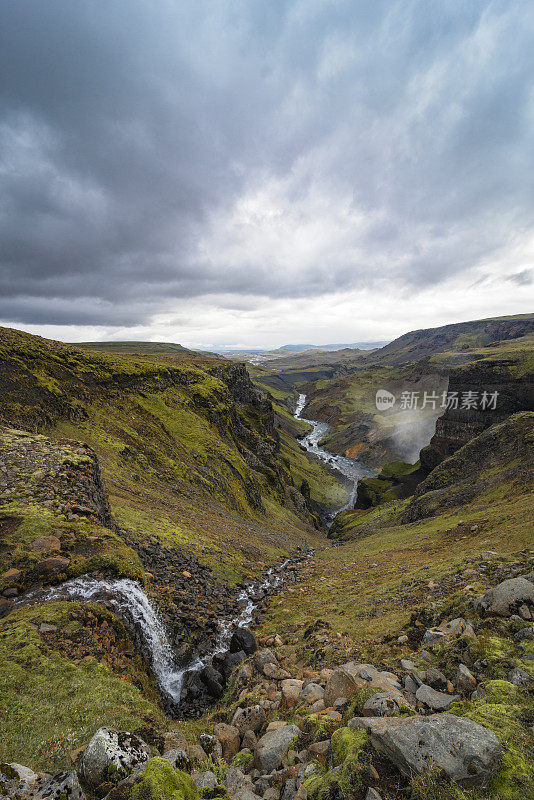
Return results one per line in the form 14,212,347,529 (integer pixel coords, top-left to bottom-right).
294,393,372,517
22,553,311,710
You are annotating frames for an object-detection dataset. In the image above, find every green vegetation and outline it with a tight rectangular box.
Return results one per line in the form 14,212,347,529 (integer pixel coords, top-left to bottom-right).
0,602,165,771
132,759,199,800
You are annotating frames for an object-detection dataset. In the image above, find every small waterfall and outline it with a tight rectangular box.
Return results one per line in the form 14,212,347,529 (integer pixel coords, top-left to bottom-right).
23,557,301,705
35,576,192,702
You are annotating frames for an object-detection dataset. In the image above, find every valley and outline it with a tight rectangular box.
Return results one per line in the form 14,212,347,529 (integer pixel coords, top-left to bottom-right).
0,314,533,800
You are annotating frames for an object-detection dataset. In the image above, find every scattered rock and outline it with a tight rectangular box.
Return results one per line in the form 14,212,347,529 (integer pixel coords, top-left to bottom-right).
324,662,403,707
415,684,460,711
28,535,62,552
299,683,324,706
362,692,400,717
232,706,266,736
230,628,258,655
474,577,534,617
35,770,86,799
255,725,300,772
214,723,241,761
351,713,502,786
507,667,529,686
78,728,150,790
281,679,303,708
195,771,218,790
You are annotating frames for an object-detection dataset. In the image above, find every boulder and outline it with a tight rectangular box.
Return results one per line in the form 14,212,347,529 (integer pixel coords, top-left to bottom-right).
263,662,291,680
195,771,219,790
507,667,529,686
351,713,501,786
162,730,188,751
254,649,278,673
78,728,150,790
455,665,477,692
161,749,191,771
324,662,403,707
423,668,447,691
281,679,303,708
474,578,534,617
365,790,383,800
231,705,266,735
224,767,261,800
199,734,223,759
255,725,300,772
299,683,324,706
362,693,399,717
35,770,86,799
213,723,241,761
230,627,258,655
415,684,460,711
423,618,475,646
28,535,62,552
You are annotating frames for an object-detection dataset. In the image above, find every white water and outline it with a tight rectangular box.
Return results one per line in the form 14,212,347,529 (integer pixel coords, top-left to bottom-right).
28,558,297,704
294,393,371,516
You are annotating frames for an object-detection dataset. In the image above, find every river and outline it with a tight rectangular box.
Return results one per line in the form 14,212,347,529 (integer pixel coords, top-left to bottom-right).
294,392,372,516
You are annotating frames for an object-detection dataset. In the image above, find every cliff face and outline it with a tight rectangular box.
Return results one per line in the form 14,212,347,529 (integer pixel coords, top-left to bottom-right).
421,358,533,471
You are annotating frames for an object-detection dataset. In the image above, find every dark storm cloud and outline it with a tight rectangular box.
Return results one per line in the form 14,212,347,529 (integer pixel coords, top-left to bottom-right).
1,0,533,326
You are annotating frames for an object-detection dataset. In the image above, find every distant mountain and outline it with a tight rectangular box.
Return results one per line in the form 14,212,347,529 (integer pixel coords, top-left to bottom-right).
363,313,534,365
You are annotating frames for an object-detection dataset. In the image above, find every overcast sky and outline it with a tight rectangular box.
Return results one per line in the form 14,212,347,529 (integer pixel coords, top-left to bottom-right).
1,0,533,348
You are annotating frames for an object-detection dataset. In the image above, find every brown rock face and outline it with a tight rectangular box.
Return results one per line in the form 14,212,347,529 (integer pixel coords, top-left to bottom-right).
28,535,62,552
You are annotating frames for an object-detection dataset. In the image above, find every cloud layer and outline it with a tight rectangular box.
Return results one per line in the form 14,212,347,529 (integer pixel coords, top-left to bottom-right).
1,0,533,343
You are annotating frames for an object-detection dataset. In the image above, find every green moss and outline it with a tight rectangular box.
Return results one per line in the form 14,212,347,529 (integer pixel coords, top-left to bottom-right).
330,727,368,764
230,751,253,770
449,683,534,799
132,759,198,800
303,769,337,800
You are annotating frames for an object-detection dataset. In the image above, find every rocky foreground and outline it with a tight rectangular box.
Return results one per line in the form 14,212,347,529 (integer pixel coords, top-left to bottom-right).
2,569,533,800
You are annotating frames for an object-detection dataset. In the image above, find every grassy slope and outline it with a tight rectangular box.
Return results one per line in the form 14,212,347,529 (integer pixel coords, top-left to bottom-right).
0,328,327,770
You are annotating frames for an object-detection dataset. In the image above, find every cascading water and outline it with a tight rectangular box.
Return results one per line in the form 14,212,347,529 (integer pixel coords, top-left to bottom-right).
23,556,304,706
294,393,372,518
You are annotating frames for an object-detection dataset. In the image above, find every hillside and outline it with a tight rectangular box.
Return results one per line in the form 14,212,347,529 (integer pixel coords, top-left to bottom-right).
0,322,533,800
362,313,534,366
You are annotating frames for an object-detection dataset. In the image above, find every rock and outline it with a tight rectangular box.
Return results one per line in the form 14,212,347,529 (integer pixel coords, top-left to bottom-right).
353,713,501,786
225,767,261,800
309,699,325,713
254,649,278,673
365,790,383,800
514,626,534,642
507,667,529,686
264,788,280,800
324,662,403,708
163,730,188,751
185,744,207,763
200,665,225,697
362,692,400,717
403,675,420,694
424,668,447,691
307,740,330,762
423,618,475,646
39,623,58,634
78,728,150,790
28,535,62,552
399,659,416,671
266,721,288,732
199,734,223,759
238,663,254,682
232,705,266,735
255,725,300,773
195,771,219,790
299,683,324,706
230,627,258,655
455,665,477,692
35,770,86,799
1,567,21,581
242,730,258,750
214,723,241,761
36,556,71,578
263,662,291,680
281,679,303,708
474,578,534,617
415,684,460,711
161,749,191,771
523,570,534,584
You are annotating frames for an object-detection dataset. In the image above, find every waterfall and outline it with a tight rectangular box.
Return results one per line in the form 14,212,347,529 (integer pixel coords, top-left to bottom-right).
25,557,299,704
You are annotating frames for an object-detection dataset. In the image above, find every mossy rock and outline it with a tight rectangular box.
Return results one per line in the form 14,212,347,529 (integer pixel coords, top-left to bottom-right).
132,758,199,800
330,727,368,764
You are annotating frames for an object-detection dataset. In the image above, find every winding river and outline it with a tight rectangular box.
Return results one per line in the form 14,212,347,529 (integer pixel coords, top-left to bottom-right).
294,393,372,516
